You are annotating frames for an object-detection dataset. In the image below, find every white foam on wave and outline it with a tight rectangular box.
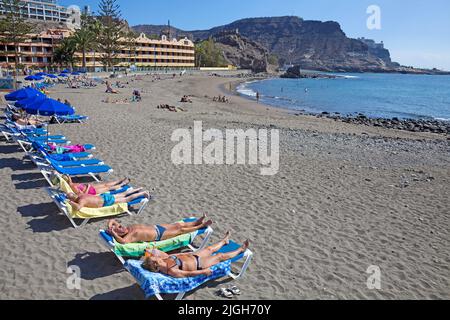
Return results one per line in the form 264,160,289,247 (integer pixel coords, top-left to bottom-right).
435,117,450,122
237,83,257,97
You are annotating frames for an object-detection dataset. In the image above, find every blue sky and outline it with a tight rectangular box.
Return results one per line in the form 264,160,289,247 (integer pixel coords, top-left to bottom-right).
60,0,450,70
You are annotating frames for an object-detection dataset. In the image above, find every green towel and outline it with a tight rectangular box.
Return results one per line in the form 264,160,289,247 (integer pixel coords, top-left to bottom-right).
113,231,196,258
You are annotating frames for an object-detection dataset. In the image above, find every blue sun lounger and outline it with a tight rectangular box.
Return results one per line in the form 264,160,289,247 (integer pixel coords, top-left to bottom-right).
0,124,49,142
54,114,89,124
46,186,152,228
16,136,71,153
37,160,113,186
125,240,253,300
99,217,214,264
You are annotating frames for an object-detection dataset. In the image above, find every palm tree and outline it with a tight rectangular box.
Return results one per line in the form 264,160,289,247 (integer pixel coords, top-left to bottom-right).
53,37,77,70
73,27,96,70
72,14,99,71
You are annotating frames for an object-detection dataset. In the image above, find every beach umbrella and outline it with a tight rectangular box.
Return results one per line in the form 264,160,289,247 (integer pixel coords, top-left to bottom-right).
58,73,69,77
14,94,47,109
71,72,81,76
23,98,75,144
5,87,45,101
62,69,70,73
25,75,44,81
46,74,58,79
35,72,47,76
23,98,74,116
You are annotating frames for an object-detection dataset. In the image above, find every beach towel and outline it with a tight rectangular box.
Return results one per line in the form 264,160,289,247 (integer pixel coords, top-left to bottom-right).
113,231,198,258
49,144,86,154
125,259,231,298
49,154,73,162
55,193,128,220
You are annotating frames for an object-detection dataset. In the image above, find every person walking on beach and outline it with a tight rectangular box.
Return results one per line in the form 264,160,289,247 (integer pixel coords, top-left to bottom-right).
256,91,260,103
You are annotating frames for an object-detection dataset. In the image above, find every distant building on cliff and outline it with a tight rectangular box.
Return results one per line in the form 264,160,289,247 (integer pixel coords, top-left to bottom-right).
358,37,384,49
0,0,76,25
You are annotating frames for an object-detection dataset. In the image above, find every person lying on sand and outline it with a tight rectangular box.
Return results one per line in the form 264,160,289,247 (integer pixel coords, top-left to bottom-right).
142,232,250,278
102,97,130,104
157,104,186,112
62,175,130,196
66,188,150,211
106,214,212,244
180,95,192,103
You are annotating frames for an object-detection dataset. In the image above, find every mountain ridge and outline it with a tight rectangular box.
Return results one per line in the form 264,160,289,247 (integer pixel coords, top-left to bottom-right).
132,16,449,74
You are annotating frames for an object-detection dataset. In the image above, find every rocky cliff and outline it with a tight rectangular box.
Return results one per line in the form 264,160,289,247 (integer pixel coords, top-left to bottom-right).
133,16,449,74
189,16,396,72
212,32,274,73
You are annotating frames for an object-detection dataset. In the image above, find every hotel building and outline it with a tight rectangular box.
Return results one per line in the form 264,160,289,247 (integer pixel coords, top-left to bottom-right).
78,33,195,70
0,30,196,71
0,28,69,69
0,0,72,24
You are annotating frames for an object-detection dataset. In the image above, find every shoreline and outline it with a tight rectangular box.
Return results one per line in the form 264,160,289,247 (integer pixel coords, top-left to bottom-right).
225,76,450,136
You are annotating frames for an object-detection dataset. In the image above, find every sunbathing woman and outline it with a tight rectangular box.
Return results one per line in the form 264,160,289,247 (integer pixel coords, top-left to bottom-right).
62,175,131,196
105,81,119,94
142,232,250,278
66,188,150,212
106,214,212,244
12,114,44,128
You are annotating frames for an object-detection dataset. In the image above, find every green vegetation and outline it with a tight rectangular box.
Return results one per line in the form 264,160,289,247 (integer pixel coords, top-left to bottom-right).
53,37,77,69
0,0,35,86
72,14,99,70
268,54,279,66
195,38,227,67
97,0,125,72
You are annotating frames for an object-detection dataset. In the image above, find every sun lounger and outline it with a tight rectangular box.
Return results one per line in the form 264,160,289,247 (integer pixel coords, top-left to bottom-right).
125,240,253,300
54,115,89,124
1,124,51,142
37,161,113,186
98,217,214,264
17,137,71,153
46,187,152,228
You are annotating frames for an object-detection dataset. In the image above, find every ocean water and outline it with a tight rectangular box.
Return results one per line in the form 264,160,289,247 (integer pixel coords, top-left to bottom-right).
237,73,450,121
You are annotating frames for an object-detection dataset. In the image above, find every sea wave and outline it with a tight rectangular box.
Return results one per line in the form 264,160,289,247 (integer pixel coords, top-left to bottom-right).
236,83,257,97
434,117,450,122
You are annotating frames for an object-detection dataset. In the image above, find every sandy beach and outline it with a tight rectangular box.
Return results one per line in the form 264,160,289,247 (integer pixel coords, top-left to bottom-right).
0,73,449,300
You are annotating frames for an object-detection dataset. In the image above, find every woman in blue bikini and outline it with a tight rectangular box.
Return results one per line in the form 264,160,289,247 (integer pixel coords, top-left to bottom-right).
106,214,212,245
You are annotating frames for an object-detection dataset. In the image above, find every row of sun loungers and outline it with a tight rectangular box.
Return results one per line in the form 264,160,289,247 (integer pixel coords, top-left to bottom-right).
1,98,253,300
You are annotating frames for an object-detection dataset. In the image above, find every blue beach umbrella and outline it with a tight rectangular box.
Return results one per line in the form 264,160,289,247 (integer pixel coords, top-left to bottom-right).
25,75,44,81
58,73,69,77
15,94,47,109
24,98,75,116
35,72,47,76
23,98,75,144
62,69,70,73
46,74,58,79
5,87,44,101
71,72,81,76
